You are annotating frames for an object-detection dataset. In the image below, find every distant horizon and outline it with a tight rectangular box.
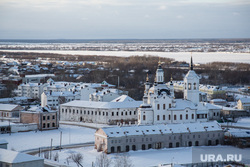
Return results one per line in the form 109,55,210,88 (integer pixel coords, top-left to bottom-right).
1,38,250,43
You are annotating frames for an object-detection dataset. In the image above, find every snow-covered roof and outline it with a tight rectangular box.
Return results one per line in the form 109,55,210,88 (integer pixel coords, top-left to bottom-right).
0,148,43,163
0,139,8,145
45,91,80,97
98,121,222,138
0,104,21,111
210,99,227,102
61,100,142,109
226,129,250,138
170,99,196,110
239,97,250,104
111,95,135,102
25,74,55,78
26,106,55,113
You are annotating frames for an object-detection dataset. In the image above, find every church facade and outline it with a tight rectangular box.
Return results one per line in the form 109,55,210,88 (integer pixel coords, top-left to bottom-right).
95,58,224,153
138,58,208,125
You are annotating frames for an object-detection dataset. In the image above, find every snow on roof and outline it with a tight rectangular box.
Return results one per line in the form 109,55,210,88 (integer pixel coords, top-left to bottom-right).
0,96,30,102
171,99,196,110
0,104,20,111
27,106,55,113
111,95,135,102
0,148,43,163
61,100,142,109
239,97,250,104
210,99,226,102
45,91,80,97
25,74,55,78
98,121,222,138
201,103,221,110
227,129,250,138
0,139,8,144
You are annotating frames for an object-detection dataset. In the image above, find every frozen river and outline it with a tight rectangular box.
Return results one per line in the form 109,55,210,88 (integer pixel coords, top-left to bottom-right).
1,50,250,64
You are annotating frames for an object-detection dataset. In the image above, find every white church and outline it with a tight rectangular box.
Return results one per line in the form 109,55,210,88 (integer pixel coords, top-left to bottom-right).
95,58,224,153
138,57,209,125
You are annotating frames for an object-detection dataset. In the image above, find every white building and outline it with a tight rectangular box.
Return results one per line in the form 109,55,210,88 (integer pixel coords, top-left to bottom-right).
89,88,127,102
16,83,45,99
0,148,44,167
60,95,142,124
22,73,55,83
41,91,81,108
138,59,209,125
0,104,23,122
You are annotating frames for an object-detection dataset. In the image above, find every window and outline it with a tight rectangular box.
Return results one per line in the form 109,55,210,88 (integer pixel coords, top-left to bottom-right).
121,112,123,116
143,115,146,121
52,123,55,127
174,115,176,120
194,83,197,90
163,115,165,120
169,115,171,120
180,114,182,120
157,115,160,121
47,116,50,120
112,112,114,116
169,104,171,108
130,111,132,115
117,112,119,116
52,115,55,119
62,108,64,113
157,104,160,110
43,123,46,128
125,112,127,116
185,83,187,90
188,83,191,90
163,104,166,110
47,123,50,128
106,112,108,116
192,114,194,119
43,116,46,120
186,114,188,119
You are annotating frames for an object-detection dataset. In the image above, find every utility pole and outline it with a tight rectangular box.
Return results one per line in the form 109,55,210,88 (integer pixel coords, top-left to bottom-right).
50,138,53,159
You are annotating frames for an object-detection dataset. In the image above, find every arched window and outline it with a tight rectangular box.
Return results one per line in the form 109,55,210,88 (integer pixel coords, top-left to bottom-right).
194,83,196,90
157,104,160,110
192,114,194,119
174,115,177,120
180,114,182,120
185,83,187,90
186,114,188,120
188,83,191,90
163,104,166,110
163,115,165,120
143,115,146,121
169,115,171,120
157,115,160,121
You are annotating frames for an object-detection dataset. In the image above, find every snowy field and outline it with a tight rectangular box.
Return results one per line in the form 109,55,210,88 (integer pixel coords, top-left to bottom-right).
0,125,95,151
1,50,250,64
43,145,250,167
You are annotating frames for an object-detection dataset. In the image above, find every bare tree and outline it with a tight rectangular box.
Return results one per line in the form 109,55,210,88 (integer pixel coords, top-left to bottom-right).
114,154,133,167
95,152,112,167
69,153,84,167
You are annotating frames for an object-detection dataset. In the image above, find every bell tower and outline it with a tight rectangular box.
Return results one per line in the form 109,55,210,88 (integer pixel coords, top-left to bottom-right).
184,57,199,105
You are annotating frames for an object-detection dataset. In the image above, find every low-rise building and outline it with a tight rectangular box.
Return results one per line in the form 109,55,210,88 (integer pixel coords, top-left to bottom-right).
0,139,8,149
20,106,59,131
0,104,23,122
41,91,81,108
95,121,224,153
60,95,141,124
0,148,44,167
210,99,227,106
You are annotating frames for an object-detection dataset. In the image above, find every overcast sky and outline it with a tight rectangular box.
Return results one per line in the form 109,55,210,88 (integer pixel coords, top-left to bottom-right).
0,0,250,39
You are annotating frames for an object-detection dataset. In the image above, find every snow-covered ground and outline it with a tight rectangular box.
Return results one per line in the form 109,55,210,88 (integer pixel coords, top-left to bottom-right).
0,125,95,151
43,145,250,167
1,50,250,64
